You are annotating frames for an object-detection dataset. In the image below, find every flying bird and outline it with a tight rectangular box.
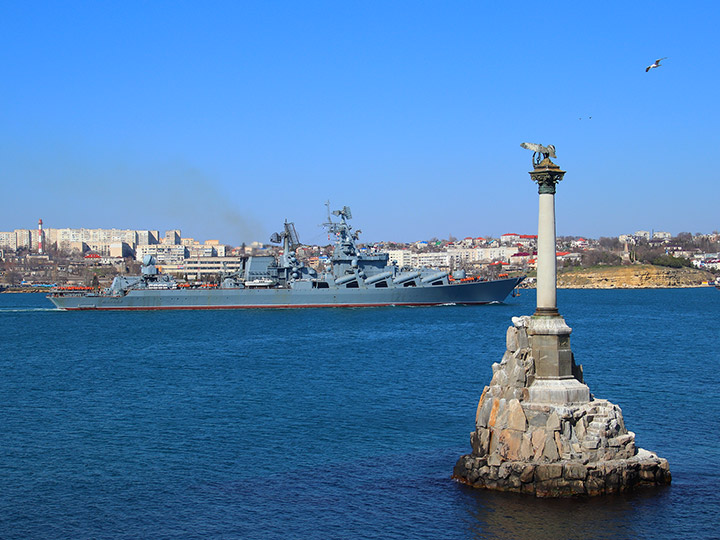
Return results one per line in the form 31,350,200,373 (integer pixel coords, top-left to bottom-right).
645,57,667,72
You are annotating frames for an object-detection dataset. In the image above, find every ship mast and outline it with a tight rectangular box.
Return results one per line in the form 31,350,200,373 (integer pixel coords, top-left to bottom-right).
324,204,359,258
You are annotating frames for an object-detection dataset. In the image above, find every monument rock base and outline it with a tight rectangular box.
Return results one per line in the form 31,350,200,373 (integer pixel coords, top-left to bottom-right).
453,450,670,498
452,316,671,498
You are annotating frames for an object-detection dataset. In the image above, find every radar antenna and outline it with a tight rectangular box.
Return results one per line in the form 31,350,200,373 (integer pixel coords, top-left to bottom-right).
332,206,352,220
270,221,301,251
284,222,300,249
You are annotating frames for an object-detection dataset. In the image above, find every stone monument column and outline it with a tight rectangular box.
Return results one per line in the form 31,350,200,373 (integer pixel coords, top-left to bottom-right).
527,156,589,404
531,162,563,316
452,144,671,497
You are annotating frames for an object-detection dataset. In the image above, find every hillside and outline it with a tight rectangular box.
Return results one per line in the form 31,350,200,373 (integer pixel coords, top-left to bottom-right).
554,264,715,289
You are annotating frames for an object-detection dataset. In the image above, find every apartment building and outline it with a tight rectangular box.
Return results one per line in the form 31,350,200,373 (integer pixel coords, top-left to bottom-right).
383,245,521,270
160,257,245,279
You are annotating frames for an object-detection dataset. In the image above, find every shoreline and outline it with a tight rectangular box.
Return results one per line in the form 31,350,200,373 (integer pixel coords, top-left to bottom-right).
521,284,717,290
1,288,58,294
3,285,717,293
553,264,716,290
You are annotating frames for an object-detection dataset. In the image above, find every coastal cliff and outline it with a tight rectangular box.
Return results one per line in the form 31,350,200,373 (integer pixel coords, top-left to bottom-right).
553,265,715,289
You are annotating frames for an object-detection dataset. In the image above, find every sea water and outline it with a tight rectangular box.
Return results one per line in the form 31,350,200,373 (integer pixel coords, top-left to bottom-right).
1,289,718,539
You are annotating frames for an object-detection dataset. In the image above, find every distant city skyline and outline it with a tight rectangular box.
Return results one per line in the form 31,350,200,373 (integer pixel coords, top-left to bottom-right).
2,3,718,243
1,219,711,250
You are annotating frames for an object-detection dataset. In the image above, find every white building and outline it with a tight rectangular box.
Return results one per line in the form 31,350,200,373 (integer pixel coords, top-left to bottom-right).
15,229,31,249
185,241,226,258
162,257,245,279
384,249,414,268
446,246,520,263
0,231,17,250
500,233,520,245
382,245,520,270
414,252,451,268
136,244,187,264
692,253,720,270
163,230,181,245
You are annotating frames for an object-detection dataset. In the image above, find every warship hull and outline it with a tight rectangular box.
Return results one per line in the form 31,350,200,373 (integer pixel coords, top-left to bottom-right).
47,277,523,310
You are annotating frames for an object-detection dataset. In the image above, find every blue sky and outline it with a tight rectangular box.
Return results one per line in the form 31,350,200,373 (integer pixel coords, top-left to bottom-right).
2,2,718,244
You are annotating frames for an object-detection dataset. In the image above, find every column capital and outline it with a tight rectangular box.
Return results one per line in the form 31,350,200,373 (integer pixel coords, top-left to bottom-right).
529,159,566,195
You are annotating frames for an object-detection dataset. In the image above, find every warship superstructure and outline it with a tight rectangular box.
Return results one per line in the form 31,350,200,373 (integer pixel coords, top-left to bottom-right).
47,206,523,310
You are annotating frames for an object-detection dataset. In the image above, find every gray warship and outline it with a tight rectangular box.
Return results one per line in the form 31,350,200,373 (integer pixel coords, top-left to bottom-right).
47,206,524,310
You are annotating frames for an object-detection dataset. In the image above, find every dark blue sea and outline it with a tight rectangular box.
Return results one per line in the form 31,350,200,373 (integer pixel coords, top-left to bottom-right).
1,288,718,539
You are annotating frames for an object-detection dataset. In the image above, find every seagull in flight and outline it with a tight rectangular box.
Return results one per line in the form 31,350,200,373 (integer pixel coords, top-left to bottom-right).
645,57,667,72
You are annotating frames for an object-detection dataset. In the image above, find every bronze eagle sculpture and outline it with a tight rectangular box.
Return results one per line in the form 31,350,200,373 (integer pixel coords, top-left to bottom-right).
520,142,556,166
